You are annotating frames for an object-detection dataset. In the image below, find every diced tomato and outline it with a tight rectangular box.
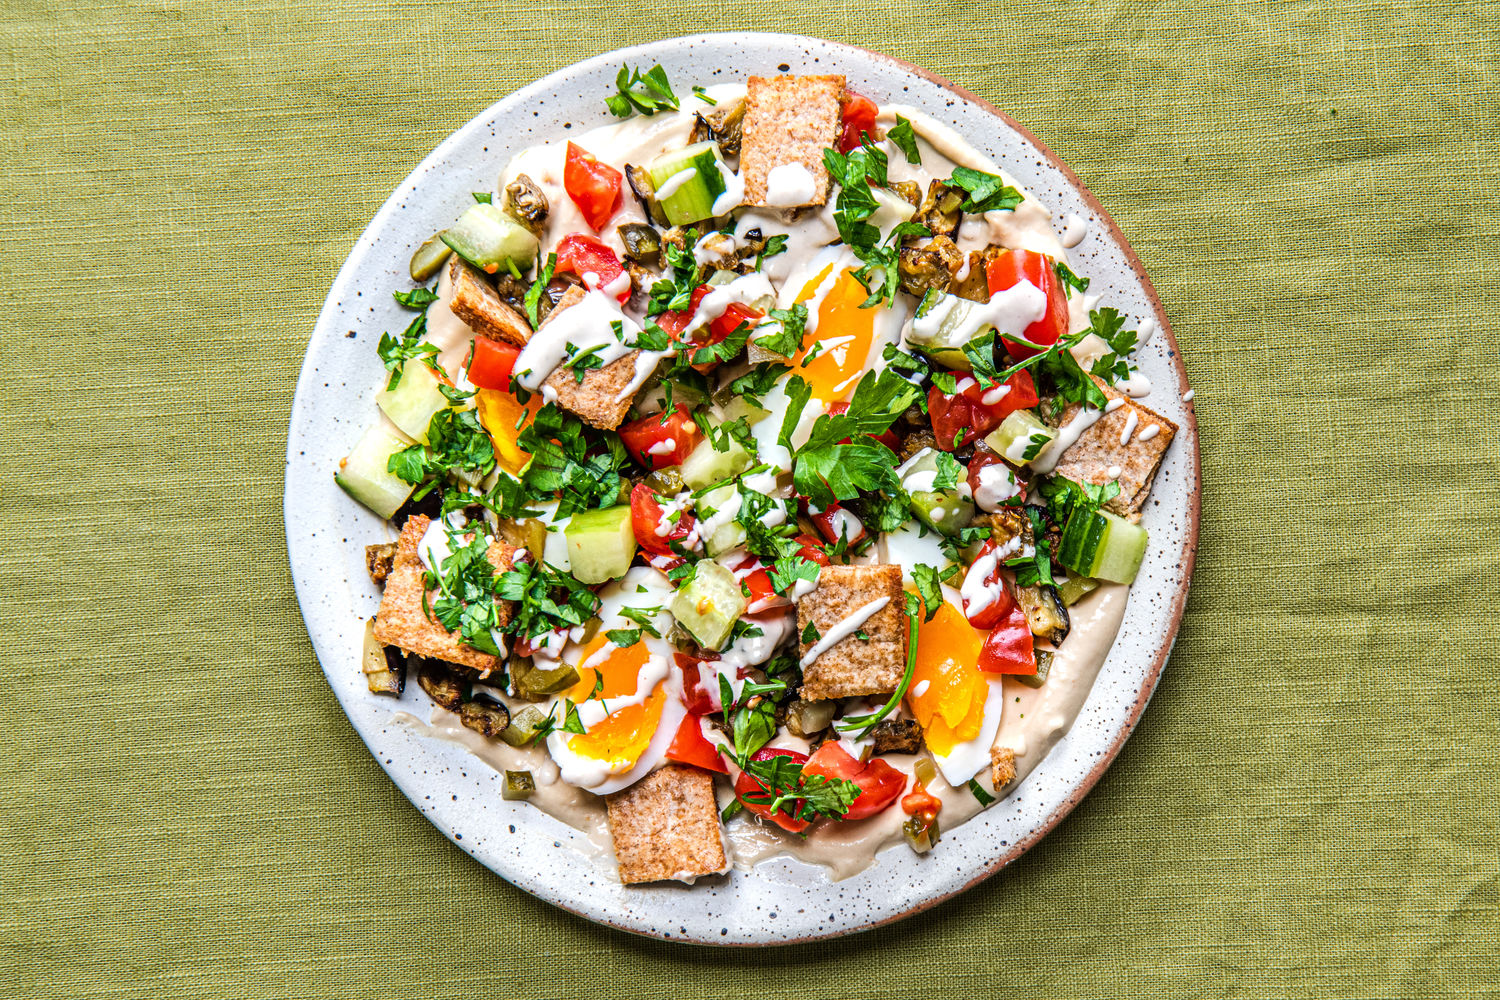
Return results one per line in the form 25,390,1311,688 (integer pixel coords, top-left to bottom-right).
665,713,728,774
977,603,1038,675
827,400,899,452
962,539,1018,630
466,337,522,391
733,558,789,612
618,406,701,471
562,142,622,232
734,747,811,833
803,742,907,821
985,249,1070,360
837,90,880,153
667,285,762,370
642,549,685,573
928,369,1039,451
629,483,693,556
553,232,629,303
794,533,831,566
674,653,717,715
807,502,868,547
966,446,1020,504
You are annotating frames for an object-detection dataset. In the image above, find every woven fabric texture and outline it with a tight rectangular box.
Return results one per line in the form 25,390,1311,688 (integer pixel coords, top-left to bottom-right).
0,2,1495,997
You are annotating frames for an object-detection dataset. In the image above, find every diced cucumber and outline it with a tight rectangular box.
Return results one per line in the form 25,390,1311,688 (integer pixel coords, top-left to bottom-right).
502,770,536,801
697,485,745,557
564,505,636,584
679,434,754,490
499,705,549,746
335,422,418,519
907,293,991,371
897,448,975,536
1015,650,1053,689
1055,575,1100,606
648,141,728,226
985,410,1057,466
441,203,540,275
719,396,771,426
669,560,746,650
376,362,450,442
512,660,581,699
1057,508,1147,585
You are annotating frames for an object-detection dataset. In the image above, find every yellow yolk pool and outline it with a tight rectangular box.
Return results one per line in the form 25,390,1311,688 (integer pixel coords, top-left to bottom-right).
905,599,989,757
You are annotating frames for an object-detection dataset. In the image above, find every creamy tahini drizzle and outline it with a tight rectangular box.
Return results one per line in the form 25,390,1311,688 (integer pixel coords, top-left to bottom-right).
398,95,1139,881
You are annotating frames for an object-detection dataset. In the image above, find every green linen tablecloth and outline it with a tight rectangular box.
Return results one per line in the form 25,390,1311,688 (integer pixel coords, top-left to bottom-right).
0,2,1495,996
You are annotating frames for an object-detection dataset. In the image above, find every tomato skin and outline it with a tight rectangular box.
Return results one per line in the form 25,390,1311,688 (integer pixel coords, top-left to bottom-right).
665,713,728,774
827,400,900,451
466,337,522,391
963,539,1019,630
733,558,790,612
629,483,693,556
985,249,1070,360
553,233,629,302
928,369,1039,451
976,603,1038,675
734,747,812,833
794,533,831,566
674,653,717,715
837,90,880,153
803,742,907,821
618,406,701,471
562,142,622,232
807,501,868,547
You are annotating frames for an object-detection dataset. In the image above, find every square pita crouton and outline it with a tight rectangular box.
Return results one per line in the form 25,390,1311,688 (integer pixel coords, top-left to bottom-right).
447,256,533,346
372,515,518,673
798,564,908,701
991,746,1018,790
606,765,728,885
1050,379,1178,516
740,74,845,208
537,285,646,430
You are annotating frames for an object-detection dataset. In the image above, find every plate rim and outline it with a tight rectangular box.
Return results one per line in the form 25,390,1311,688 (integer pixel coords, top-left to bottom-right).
283,31,1200,946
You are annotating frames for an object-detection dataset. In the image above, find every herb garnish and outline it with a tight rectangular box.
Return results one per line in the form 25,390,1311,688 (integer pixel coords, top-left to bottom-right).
606,64,679,118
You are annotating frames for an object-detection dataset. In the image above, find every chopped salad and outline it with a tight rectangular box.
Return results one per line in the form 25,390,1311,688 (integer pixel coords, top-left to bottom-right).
337,66,1177,884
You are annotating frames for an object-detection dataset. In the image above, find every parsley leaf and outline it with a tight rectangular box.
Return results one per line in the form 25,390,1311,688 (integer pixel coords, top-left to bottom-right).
647,228,701,316
393,286,439,310
472,191,492,205
755,234,789,270
493,557,601,641
506,403,629,518
605,627,643,647
692,85,716,105
753,303,808,358
948,166,1024,213
887,115,921,164
768,555,821,595
563,343,607,384
376,311,440,391
523,252,557,328
777,374,813,452
1054,261,1090,295
728,363,791,404
801,620,820,645
387,408,496,499
961,329,1004,388
911,563,945,622
606,63,679,118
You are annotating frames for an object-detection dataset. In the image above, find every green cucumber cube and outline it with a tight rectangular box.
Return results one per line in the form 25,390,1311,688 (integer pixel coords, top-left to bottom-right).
669,560,746,650
441,204,540,275
376,362,450,443
335,422,418,519
564,505,636,584
679,434,754,490
648,141,729,226
985,410,1056,466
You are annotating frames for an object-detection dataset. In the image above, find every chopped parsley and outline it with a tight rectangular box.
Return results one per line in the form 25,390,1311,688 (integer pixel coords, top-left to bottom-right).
887,115,921,164
606,63,679,118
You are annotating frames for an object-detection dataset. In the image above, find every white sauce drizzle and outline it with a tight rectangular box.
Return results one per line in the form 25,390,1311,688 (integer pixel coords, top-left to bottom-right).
1060,212,1089,248
799,597,891,668
653,166,698,201
1031,405,1105,474
1119,410,1139,446
763,162,818,207
1138,424,1161,442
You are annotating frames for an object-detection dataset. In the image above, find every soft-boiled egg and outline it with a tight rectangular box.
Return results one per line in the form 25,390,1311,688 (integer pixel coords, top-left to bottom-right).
544,568,685,795
783,256,909,404
905,585,1006,786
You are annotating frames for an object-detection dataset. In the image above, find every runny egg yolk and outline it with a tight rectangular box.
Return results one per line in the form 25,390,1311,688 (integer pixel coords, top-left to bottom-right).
905,598,990,757
792,268,879,404
561,635,666,765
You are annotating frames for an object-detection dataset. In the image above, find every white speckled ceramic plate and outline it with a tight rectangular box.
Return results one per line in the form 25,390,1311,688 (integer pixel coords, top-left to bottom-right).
284,33,1200,945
